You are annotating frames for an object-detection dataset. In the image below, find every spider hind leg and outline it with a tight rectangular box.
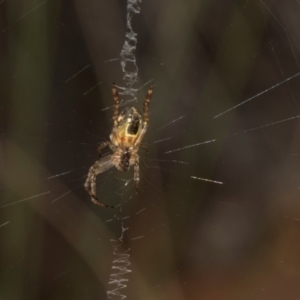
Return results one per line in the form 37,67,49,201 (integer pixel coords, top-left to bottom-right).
143,85,153,125
112,83,120,126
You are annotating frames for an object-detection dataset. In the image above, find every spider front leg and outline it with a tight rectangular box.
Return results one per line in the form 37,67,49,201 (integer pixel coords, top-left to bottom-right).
97,141,111,157
134,156,140,192
84,155,114,208
112,83,120,126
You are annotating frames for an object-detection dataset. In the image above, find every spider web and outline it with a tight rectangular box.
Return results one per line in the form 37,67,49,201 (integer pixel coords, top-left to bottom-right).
1,0,300,299
107,1,141,298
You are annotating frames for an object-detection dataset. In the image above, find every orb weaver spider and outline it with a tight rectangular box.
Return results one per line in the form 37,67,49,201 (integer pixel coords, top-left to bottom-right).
84,83,153,208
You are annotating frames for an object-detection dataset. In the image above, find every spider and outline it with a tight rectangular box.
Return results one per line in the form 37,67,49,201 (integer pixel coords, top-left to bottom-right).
84,83,153,208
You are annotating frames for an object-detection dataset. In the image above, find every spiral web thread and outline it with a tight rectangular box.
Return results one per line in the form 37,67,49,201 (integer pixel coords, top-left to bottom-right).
119,0,142,101
106,1,142,299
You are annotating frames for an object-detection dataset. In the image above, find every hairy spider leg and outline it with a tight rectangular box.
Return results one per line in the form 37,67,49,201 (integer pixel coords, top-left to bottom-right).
97,141,111,157
84,155,115,208
134,156,140,192
143,85,153,125
140,142,149,152
134,85,153,147
112,83,120,127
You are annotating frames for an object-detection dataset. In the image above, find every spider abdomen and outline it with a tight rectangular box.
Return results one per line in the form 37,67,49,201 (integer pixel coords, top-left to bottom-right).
121,136,134,145
111,107,143,149
127,114,140,134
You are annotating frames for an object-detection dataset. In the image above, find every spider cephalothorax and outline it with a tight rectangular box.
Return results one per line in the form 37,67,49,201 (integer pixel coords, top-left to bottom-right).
84,83,153,208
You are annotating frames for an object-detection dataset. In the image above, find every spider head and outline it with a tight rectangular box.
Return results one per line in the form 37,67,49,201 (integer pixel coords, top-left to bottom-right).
120,150,131,171
111,107,143,148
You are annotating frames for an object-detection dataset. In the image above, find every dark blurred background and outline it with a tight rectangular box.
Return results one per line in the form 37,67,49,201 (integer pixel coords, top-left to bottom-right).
1,0,300,299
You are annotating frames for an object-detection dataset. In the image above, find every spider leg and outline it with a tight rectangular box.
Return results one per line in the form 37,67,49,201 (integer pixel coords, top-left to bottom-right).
112,83,120,127
133,156,140,192
143,84,153,126
84,155,115,208
140,142,148,153
97,141,111,157
91,194,114,209
133,85,153,147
